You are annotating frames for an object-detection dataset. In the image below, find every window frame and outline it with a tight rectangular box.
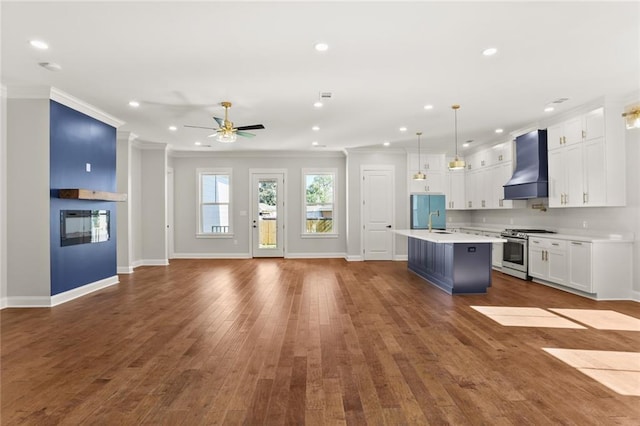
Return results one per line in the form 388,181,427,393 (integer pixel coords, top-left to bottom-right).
301,168,338,238
196,168,233,238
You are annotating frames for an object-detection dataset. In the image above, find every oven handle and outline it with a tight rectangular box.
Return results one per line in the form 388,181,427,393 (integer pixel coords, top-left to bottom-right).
503,237,526,244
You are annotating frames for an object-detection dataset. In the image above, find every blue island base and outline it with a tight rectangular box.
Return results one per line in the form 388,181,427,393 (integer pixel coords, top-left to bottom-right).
407,237,492,294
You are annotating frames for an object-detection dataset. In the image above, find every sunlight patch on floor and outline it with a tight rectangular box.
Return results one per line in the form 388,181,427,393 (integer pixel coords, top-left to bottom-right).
549,309,640,331
470,306,586,329
543,348,640,396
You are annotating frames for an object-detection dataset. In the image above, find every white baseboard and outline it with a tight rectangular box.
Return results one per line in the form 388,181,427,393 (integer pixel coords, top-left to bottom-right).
0,297,8,309
132,259,144,268
345,255,363,262
6,296,52,308
631,289,640,302
393,255,408,261
171,252,251,259
117,266,134,274
285,252,346,259
139,259,169,266
50,275,119,307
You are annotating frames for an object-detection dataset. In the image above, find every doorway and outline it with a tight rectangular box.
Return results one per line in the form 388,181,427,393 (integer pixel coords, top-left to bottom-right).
251,172,285,257
362,166,395,260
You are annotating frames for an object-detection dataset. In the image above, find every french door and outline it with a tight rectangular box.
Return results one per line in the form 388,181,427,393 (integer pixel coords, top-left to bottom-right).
251,172,285,257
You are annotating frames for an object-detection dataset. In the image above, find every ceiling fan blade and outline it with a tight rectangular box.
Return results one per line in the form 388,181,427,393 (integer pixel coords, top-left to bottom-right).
213,116,224,127
235,124,265,131
237,131,256,138
185,124,218,130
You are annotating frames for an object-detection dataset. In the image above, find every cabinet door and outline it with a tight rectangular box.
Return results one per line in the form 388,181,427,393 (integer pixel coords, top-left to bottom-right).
547,244,568,284
465,170,477,209
584,108,604,141
424,154,444,172
484,232,503,267
568,241,593,292
447,170,465,210
564,116,584,146
548,149,566,207
425,172,445,193
547,123,565,151
565,143,584,207
528,246,547,279
583,138,606,206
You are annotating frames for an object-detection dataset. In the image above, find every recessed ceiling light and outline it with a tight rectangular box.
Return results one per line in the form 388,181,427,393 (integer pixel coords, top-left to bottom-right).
29,40,49,50
313,101,323,108
482,47,498,56
544,106,555,112
169,126,177,131
312,126,320,131
128,100,140,108
194,141,202,146
311,141,319,146
383,142,390,146
399,127,407,132
463,143,470,148
424,105,434,110
314,42,329,52
495,128,504,134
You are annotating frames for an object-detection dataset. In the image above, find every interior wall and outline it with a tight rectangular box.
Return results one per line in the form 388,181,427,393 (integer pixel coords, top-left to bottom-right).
171,153,346,257
6,99,51,301
140,146,168,263
0,86,6,307
116,132,133,272
131,146,142,264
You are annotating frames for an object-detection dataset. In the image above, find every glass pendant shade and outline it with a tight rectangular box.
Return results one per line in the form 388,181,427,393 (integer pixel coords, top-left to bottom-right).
622,108,640,130
448,157,465,170
413,171,426,180
216,131,237,143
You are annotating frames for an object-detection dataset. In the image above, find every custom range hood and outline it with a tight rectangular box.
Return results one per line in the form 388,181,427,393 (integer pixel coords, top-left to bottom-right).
503,129,548,200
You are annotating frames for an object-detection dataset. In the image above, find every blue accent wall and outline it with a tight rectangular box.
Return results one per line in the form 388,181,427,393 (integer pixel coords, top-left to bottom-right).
49,100,117,295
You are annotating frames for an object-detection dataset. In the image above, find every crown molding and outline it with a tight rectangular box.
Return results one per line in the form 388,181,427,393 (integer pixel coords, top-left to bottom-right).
6,86,124,128
117,131,139,143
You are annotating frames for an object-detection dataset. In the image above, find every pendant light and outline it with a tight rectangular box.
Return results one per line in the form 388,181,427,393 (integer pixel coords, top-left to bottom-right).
413,132,426,181
448,104,466,170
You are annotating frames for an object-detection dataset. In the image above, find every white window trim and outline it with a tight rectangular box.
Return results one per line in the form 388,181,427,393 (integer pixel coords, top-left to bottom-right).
301,168,338,237
196,167,233,238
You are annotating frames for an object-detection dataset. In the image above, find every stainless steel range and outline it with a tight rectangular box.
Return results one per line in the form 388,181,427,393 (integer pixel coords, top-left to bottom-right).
500,229,556,280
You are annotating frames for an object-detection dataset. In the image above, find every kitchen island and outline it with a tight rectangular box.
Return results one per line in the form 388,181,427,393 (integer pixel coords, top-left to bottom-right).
395,229,506,294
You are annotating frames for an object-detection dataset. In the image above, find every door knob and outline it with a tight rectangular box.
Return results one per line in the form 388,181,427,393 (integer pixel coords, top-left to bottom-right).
386,225,392,228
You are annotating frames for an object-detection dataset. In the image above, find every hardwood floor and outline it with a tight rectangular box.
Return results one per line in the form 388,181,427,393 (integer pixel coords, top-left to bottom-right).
2,259,639,425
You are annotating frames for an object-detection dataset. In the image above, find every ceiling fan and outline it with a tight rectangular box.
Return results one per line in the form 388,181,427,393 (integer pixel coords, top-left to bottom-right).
184,101,265,143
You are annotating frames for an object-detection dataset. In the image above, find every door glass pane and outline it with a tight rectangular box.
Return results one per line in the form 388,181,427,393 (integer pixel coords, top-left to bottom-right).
258,179,277,249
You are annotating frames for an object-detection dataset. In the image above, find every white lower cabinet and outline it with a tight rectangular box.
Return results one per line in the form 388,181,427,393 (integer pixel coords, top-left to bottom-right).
528,237,567,284
568,241,593,292
528,236,632,299
484,231,503,268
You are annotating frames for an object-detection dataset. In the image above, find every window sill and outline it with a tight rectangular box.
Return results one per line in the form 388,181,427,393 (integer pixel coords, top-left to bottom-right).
300,233,339,239
196,233,235,239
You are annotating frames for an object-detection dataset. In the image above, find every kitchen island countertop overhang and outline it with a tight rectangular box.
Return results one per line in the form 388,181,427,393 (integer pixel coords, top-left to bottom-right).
394,229,505,295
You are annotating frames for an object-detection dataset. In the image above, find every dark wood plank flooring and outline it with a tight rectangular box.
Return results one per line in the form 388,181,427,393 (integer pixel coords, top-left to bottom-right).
1,259,638,425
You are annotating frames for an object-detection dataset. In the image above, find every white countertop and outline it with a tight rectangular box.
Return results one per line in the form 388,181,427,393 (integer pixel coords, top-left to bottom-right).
395,229,506,244
527,233,634,244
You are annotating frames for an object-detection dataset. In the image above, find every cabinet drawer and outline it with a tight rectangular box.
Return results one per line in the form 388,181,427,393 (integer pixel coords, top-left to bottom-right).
529,238,566,250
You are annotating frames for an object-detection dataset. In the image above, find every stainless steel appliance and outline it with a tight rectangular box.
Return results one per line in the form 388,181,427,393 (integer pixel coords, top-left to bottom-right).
500,229,556,279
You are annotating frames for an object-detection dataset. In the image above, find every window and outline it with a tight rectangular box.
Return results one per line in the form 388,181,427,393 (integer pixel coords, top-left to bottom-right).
303,169,336,235
197,169,232,236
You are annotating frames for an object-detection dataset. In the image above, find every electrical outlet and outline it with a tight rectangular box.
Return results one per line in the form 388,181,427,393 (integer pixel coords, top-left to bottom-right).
582,221,588,229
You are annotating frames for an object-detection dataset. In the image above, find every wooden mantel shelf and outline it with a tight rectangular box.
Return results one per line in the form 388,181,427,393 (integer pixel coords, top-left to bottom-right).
58,189,128,202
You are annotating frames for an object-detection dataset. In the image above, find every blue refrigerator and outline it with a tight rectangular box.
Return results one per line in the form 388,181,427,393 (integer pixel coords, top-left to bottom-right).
410,194,446,229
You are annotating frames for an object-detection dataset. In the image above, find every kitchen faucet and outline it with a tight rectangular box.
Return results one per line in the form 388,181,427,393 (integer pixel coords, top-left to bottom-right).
428,210,440,232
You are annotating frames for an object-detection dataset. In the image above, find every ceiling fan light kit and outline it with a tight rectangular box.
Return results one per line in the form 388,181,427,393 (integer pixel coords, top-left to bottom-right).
184,101,264,144
448,104,466,170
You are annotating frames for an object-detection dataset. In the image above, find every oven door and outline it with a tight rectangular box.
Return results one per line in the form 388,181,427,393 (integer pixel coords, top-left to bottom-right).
502,237,527,272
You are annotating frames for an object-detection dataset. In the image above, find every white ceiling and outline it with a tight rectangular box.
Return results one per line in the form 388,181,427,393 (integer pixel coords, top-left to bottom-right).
2,1,638,154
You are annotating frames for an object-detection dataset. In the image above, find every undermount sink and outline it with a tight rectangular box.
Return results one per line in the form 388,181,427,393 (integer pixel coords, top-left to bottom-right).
432,231,451,234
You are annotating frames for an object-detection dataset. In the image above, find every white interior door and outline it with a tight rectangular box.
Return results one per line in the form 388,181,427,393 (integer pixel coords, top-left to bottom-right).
251,173,285,257
363,168,394,260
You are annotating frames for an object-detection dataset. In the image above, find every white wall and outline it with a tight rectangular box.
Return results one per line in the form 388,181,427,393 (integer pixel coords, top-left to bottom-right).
140,145,168,263
131,146,143,264
116,132,134,272
171,152,346,257
6,99,51,302
0,86,6,307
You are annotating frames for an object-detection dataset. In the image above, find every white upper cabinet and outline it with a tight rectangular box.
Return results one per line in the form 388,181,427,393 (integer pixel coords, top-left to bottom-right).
445,161,466,210
547,105,625,208
407,153,446,193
